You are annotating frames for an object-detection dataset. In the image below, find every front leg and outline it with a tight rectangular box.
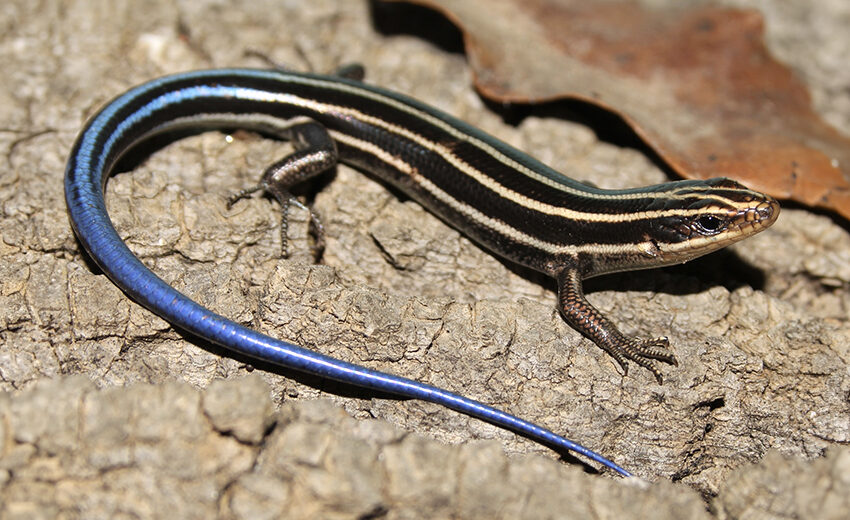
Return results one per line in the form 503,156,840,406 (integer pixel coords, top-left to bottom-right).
228,118,337,258
556,268,677,384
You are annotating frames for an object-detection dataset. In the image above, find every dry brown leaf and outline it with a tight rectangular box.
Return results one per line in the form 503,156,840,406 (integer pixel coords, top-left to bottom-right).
387,0,850,219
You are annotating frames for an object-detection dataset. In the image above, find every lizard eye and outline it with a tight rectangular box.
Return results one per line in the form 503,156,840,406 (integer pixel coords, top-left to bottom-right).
695,215,725,234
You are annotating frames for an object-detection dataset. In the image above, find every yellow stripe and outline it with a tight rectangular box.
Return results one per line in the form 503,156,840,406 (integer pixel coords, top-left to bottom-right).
330,130,658,257
287,75,765,208
239,87,745,223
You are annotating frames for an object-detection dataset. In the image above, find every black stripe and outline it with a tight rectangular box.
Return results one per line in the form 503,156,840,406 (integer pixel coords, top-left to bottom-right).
80,70,724,272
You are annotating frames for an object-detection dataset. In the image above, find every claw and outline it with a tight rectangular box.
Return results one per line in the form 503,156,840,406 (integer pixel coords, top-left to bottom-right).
612,337,677,384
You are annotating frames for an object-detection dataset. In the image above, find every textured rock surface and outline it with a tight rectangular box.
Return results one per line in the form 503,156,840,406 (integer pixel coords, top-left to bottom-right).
0,377,718,519
1,0,848,517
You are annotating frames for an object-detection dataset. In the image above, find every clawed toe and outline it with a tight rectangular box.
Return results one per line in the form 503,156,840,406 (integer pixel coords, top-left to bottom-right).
615,337,677,384
633,337,677,364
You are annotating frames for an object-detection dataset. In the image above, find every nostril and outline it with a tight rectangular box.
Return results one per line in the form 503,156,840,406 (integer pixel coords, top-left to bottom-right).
756,199,779,225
